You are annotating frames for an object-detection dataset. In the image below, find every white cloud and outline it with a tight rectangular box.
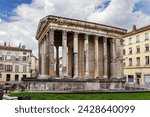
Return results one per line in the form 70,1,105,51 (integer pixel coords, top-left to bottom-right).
0,0,102,57
0,0,150,57
87,0,150,30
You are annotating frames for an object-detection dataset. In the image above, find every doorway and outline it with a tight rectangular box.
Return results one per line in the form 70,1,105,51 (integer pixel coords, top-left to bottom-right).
6,74,10,81
136,74,141,85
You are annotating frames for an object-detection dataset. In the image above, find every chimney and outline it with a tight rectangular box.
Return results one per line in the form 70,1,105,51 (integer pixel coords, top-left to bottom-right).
4,42,6,46
22,45,25,49
18,43,21,48
133,24,136,31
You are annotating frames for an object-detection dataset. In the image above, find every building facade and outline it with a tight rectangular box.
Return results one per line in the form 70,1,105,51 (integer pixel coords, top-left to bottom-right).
123,25,150,85
30,55,38,77
0,43,32,83
36,15,126,79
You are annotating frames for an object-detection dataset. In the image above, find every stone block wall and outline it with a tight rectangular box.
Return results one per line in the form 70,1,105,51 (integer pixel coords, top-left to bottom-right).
113,39,123,78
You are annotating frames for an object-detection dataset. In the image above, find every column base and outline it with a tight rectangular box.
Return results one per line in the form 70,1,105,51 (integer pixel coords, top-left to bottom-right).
103,76,108,79
73,75,78,79
62,76,68,79
95,76,99,79
110,76,116,79
84,76,88,79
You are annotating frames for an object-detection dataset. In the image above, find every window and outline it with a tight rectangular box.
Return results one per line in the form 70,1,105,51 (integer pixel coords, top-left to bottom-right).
123,40,125,46
128,75,134,83
15,65,19,72
6,55,12,61
23,75,27,78
7,51,11,54
123,61,126,67
136,35,140,43
145,44,149,51
129,38,132,45
144,75,150,84
136,57,140,65
5,65,12,72
145,56,149,65
15,52,20,61
15,75,19,81
23,56,27,62
23,52,27,55
145,32,149,40
129,47,132,54
136,46,140,53
129,58,132,66
0,51,3,61
6,74,10,81
0,55,4,61
123,49,126,55
23,65,27,73
0,64,3,70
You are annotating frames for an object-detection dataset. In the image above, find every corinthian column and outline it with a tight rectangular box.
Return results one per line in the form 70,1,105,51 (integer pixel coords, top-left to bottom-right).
84,34,89,79
103,37,108,79
73,32,78,79
62,30,68,78
94,36,99,78
110,38,116,78
49,29,55,77
56,46,59,77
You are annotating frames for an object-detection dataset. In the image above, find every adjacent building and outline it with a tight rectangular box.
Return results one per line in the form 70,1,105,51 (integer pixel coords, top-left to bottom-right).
30,54,38,77
123,25,150,85
36,15,126,79
0,43,32,83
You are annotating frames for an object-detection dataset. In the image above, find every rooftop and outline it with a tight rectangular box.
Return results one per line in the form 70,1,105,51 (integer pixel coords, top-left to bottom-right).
0,42,32,52
124,25,150,38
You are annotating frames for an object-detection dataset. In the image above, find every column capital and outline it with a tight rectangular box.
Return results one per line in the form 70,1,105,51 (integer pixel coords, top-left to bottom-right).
62,30,68,33
49,28,55,32
84,34,89,40
112,38,116,43
95,35,99,40
56,45,59,48
62,30,67,33
74,32,78,38
103,36,108,43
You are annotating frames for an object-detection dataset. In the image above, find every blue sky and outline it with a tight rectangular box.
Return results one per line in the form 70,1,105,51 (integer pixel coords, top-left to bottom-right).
0,0,32,21
0,0,150,21
134,0,150,15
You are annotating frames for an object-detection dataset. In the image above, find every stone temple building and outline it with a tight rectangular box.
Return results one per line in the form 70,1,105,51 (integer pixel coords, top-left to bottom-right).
36,15,127,80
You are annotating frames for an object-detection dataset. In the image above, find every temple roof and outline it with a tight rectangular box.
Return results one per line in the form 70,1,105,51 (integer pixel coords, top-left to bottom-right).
36,15,127,40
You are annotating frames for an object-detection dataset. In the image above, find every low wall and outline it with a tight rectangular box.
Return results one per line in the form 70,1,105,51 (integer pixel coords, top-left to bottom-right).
22,78,126,92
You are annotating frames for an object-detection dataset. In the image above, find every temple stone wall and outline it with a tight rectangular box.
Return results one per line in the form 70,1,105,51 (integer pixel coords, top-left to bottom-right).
25,80,125,92
114,39,123,78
